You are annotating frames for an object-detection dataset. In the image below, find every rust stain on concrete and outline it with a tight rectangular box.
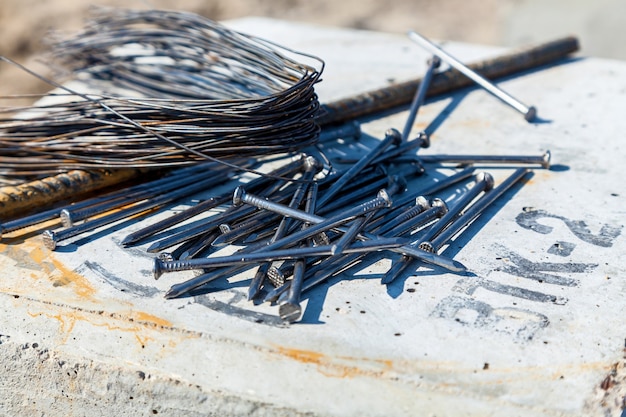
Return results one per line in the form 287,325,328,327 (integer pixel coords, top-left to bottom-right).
275,346,393,378
131,311,173,328
27,305,175,349
1,238,96,299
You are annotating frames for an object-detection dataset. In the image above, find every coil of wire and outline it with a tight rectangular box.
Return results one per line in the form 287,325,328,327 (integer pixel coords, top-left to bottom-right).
0,8,324,178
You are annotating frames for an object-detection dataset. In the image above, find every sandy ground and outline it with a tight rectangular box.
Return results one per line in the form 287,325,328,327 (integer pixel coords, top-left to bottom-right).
0,0,500,102
0,0,624,104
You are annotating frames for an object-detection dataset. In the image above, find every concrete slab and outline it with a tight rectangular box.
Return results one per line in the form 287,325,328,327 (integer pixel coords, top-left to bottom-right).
1,18,625,417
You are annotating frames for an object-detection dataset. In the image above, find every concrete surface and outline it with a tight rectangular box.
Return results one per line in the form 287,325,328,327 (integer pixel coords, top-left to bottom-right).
1,18,626,417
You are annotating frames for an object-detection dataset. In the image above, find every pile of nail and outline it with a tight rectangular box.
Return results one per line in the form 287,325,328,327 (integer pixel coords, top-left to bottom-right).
136,30,550,322
136,126,545,323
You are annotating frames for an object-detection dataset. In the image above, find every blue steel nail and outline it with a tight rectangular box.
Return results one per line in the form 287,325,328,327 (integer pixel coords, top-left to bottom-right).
381,173,494,284
417,151,551,168
316,128,402,208
420,168,530,253
161,238,404,297
402,56,441,141
233,187,465,273
42,173,236,250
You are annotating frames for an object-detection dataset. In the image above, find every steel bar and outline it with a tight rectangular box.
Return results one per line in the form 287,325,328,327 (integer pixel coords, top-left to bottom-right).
0,168,144,220
61,166,230,227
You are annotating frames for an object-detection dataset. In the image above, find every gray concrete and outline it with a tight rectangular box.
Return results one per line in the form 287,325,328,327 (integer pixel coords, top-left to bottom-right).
1,17,626,417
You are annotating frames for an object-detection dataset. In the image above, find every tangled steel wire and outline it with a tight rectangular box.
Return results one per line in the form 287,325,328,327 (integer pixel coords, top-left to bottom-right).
0,8,324,178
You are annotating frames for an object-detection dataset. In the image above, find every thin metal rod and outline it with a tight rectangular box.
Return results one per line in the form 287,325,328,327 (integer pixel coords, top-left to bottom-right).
426,168,531,252
407,31,537,121
418,151,550,168
41,173,228,250
316,128,401,209
402,56,441,141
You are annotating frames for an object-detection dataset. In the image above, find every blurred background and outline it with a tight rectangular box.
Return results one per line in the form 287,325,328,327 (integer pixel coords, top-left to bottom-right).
1,0,625,102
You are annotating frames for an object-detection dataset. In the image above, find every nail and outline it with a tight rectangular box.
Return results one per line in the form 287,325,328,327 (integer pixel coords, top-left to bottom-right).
123,156,306,246
402,56,441,141
241,189,392,253
271,155,322,240
392,165,476,208
255,180,321,300
157,238,403,280
267,249,363,304
316,128,402,208
287,252,365,301
380,173,493,284
145,205,256,253
161,238,404,296
61,168,228,227
42,173,235,250
420,168,530,253
178,231,220,260
320,164,387,197
233,187,326,226
247,183,319,300
380,198,446,237
331,213,372,255
278,258,306,322
162,263,252,296
211,211,280,247
266,261,294,288
247,262,271,301
122,194,230,247
371,132,430,165
418,151,551,168
408,31,537,122
412,172,495,246
317,173,406,215
233,187,465,273
337,133,430,165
